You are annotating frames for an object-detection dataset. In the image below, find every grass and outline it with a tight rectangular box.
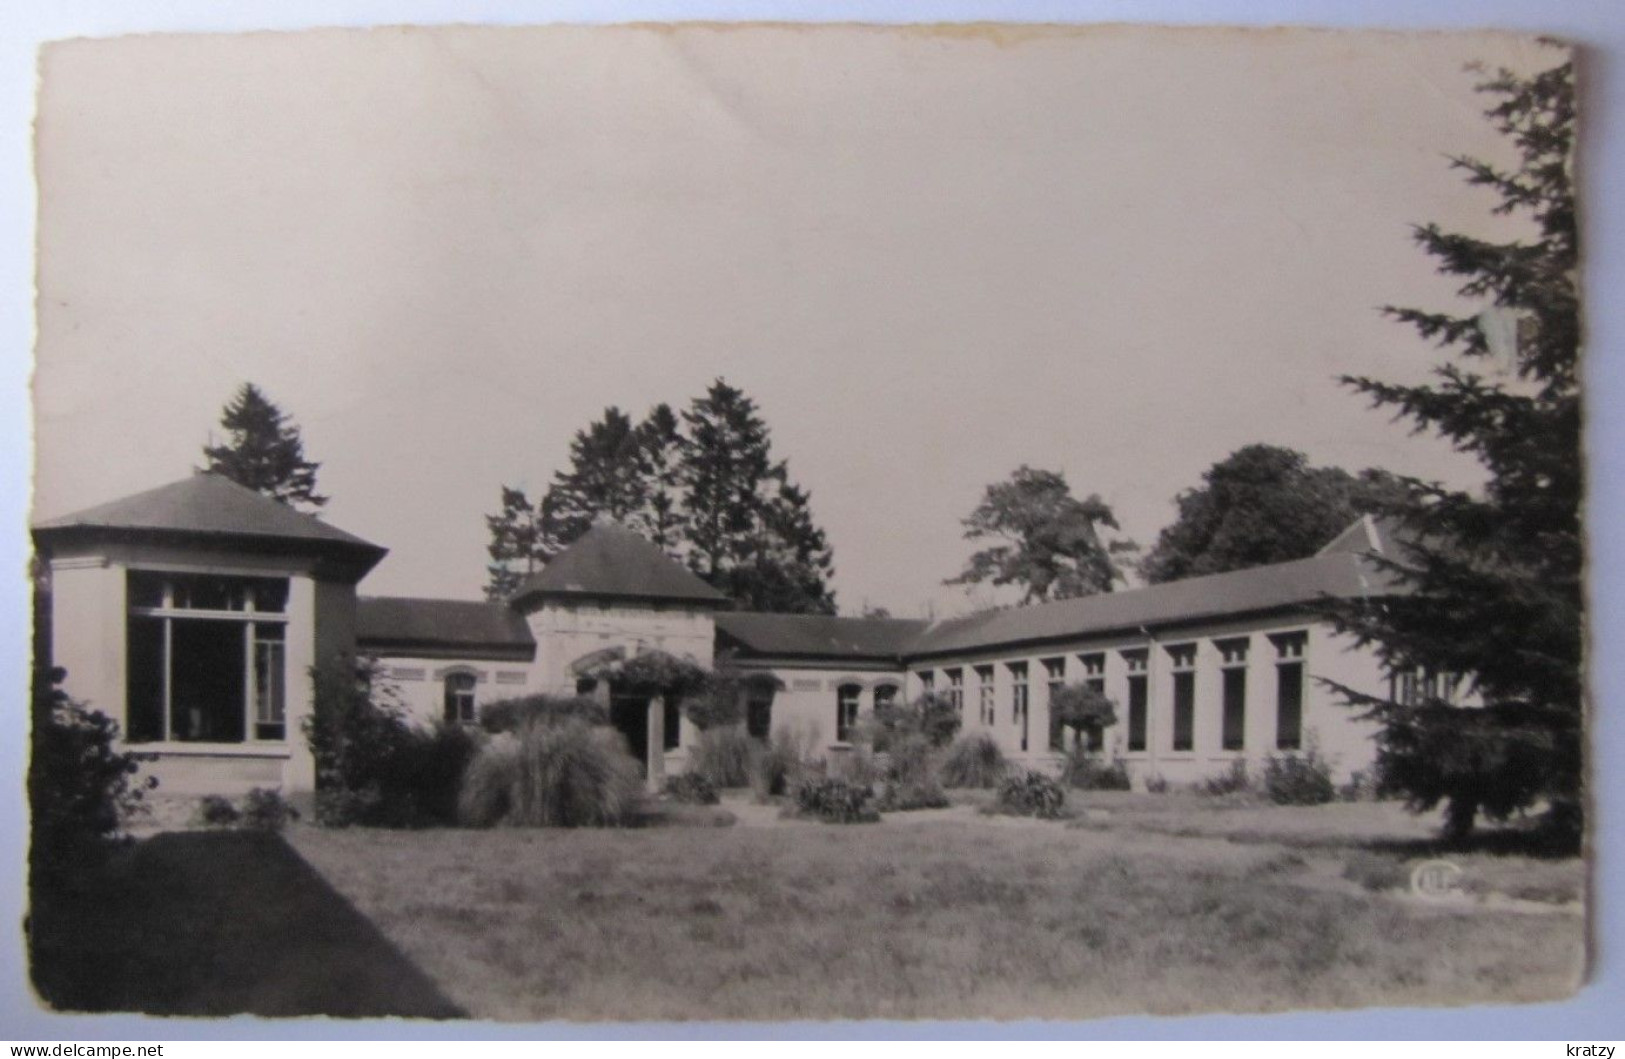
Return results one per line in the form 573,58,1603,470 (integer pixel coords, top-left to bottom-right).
285,809,1583,1022
32,798,1584,1021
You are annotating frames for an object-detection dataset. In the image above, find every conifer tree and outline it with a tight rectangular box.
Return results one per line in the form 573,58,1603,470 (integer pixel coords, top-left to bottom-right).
483,486,564,601
633,403,688,552
547,407,649,541
1326,53,1581,844
201,383,326,510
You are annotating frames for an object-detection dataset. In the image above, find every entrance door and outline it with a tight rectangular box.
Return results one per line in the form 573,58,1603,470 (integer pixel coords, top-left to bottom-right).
610,690,650,773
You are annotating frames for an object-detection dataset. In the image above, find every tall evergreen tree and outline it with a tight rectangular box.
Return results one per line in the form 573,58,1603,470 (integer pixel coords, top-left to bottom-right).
1141,445,1411,584
483,486,564,601
1326,53,1581,844
947,466,1126,604
201,383,326,510
633,403,688,552
548,407,649,541
679,379,836,613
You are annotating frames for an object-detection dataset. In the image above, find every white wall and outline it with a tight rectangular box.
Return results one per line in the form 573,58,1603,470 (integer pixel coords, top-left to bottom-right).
373,655,533,728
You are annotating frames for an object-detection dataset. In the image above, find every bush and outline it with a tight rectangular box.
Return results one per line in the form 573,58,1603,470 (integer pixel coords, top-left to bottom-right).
876,734,949,811
689,726,755,788
479,694,607,733
458,719,644,828
939,733,1008,789
195,795,241,829
1144,773,1170,794
791,777,878,824
304,659,479,827
869,692,962,751
663,771,720,806
29,666,157,882
1059,749,1132,791
1198,758,1253,797
1264,749,1337,806
242,788,297,831
1339,768,1379,803
995,770,1067,819
748,728,811,800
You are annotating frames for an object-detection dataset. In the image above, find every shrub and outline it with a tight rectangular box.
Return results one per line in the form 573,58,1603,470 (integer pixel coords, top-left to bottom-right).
792,777,878,824
1198,758,1253,797
29,666,157,882
689,726,755,788
1059,749,1132,791
995,770,1067,819
304,659,479,827
479,694,607,733
242,788,297,831
869,692,962,751
748,728,811,800
1264,748,1337,806
1342,851,1409,893
1049,683,1119,749
1144,773,1170,794
1339,768,1379,803
663,771,720,806
939,733,1008,789
458,719,644,828
195,795,241,829
877,734,949,811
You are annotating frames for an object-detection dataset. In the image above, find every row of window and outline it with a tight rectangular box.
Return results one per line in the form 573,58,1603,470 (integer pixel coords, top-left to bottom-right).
914,633,1310,755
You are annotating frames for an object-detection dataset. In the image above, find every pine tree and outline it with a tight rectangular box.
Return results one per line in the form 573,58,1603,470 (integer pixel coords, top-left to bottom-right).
201,383,326,510
547,407,649,541
483,487,563,601
679,379,836,613
1326,52,1581,845
633,403,688,552
947,466,1126,604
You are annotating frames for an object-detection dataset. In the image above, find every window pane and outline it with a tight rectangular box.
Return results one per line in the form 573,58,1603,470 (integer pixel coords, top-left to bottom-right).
254,635,286,740
1222,667,1246,751
1127,675,1148,752
128,571,165,609
1277,663,1304,750
126,616,165,742
1172,671,1195,751
171,574,246,612
250,578,290,614
169,619,246,743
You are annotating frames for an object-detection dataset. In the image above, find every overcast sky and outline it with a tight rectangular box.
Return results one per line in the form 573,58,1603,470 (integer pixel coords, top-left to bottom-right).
32,24,1549,616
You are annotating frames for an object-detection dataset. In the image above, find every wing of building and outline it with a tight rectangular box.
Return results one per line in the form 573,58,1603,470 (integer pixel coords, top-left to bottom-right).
34,477,1412,795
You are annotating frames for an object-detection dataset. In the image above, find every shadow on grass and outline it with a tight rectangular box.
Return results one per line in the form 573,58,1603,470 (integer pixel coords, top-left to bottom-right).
28,830,465,1019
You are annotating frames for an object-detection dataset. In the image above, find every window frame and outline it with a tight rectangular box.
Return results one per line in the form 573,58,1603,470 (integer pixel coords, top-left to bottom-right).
443,669,479,726
125,570,291,746
836,683,862,743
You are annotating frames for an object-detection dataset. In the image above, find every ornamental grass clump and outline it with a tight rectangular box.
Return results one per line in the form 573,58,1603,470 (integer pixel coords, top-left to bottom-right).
1264,747,1336,806
939,733,1008,789
458,718,643,828
689,726,755,789
1059,749,1132,791
877,734,950,811
662,771,720,806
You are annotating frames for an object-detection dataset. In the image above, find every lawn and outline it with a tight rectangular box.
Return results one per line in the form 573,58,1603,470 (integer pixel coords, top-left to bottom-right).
29,798,1585,1022
283,800,1584,1022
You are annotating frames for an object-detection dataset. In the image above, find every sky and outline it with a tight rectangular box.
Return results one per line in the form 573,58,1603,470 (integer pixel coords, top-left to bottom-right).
31,23,1549,617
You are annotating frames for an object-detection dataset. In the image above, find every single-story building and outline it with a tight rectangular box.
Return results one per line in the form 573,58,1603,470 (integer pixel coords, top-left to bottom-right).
33,471,1422,795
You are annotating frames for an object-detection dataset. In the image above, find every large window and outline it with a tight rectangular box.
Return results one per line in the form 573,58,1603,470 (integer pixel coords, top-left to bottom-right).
836,683,862,742
1122,649,1148,752
975,665,996,726
746,684,774,740
125,571,290,744
1080,653,1107,752
1272,632,1308,750
1043,657,1066,751
946,668,965,716
1168,643,1196,752
443,671,477,725
1218,638,1248,751
1009,662,1029,752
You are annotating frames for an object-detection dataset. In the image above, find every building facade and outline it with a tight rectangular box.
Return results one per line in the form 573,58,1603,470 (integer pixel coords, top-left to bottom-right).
34,474,1405,795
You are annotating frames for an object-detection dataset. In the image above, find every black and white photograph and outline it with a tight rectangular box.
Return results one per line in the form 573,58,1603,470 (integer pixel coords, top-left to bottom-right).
17,15,1599,1031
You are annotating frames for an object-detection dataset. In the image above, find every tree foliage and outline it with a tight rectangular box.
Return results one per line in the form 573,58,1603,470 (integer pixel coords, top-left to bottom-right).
1048,682,1119,741
484,380,837,613
1325,52,1581,845
1141,445,1411,584
201,383,327,510
947,465,1127,604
